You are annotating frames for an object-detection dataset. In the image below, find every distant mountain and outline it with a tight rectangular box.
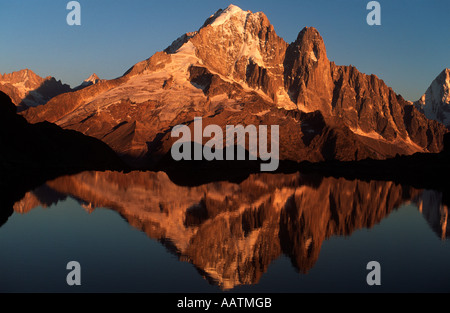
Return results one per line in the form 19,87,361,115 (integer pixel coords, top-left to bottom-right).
22,4,448,167
0,69,71,111
415,68,450,127
73,73,101,91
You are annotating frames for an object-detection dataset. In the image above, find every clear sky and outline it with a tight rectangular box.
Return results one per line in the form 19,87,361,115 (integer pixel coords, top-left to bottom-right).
1,0,449,101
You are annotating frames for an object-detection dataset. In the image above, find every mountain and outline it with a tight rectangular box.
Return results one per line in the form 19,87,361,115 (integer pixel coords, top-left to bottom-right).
0,91,125,226
22,4,448,167
0,69,71,111
414,68,450,127
84,73,100,85
13,170,448,289
73,73,101,91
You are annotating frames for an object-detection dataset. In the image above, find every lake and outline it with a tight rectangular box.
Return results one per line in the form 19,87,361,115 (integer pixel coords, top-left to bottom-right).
1,171,449,292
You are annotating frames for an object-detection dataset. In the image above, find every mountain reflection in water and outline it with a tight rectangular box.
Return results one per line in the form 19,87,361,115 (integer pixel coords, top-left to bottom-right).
11,171,450,290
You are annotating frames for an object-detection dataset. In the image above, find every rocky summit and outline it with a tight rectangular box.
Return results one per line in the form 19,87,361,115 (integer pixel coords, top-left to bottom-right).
415,68,450,127
21,4,448,167
0,69,71,111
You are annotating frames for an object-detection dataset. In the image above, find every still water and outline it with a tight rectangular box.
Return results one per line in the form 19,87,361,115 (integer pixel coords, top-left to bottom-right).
1,171,449,292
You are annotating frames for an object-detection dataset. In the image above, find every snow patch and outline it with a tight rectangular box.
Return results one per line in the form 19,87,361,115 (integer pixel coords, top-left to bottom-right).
239,38,265,68
85,73,100,84
350,127,384,141
210,4,246,27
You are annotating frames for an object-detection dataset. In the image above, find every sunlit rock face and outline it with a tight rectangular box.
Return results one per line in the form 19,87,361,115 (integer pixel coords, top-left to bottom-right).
21,5,447,167
0,69,71,111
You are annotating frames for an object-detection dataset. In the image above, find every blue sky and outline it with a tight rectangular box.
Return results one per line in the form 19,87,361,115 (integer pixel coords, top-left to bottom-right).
1,0,449,101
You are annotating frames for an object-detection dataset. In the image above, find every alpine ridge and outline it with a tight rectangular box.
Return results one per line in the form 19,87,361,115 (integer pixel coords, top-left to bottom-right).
21,4,448,167
0,90,126,226
0,69,71,111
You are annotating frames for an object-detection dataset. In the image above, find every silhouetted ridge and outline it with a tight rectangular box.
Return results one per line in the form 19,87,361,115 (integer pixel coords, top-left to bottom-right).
0,91,126,225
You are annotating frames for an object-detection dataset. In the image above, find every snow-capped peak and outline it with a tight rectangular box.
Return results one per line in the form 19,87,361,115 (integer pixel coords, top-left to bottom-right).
73,73,101,90
424,69,450,105
209,4,246,27
85,73,100,84
414,68,450,126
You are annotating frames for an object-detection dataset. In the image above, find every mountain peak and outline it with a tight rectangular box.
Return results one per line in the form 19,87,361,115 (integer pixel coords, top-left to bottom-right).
295,26,329,65
200,4,271,31
296,27,321,40
85,73,100,84
0,69,71,109
202,4,245,28
1,68,43,85
224,4,242,11
434,68,450,84
73,73,101,91
166,5,259,54
22,5,448,166
415,68,450,126
210,4,245,25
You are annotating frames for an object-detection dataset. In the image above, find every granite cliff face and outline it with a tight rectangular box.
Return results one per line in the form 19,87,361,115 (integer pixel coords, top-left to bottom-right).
21,5,447,167
14,170,447,290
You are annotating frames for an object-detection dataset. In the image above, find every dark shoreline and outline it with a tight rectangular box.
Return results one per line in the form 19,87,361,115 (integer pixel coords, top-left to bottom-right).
2,146,450,228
